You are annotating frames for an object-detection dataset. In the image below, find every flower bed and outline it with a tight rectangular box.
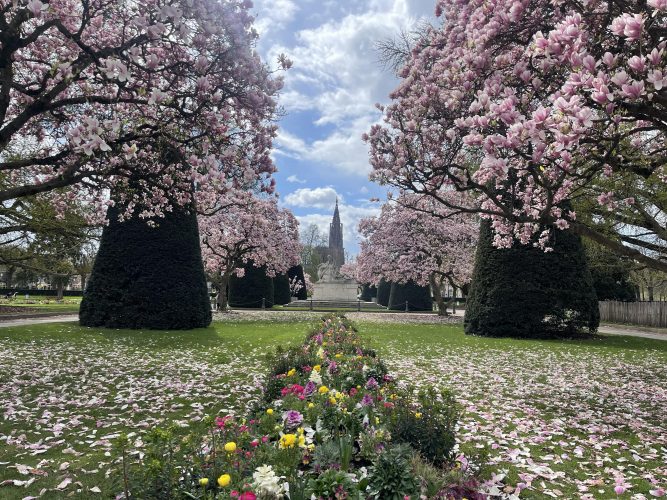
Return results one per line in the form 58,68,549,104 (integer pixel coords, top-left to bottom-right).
120,315,484,499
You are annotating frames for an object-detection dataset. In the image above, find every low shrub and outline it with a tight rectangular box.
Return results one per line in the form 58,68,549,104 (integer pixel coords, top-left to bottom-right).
115,315,485,499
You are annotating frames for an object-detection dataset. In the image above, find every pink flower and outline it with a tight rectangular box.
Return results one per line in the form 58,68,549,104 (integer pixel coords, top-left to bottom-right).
648,0,667,12
622,81,645,99
614,485,626,495
27,0,46,17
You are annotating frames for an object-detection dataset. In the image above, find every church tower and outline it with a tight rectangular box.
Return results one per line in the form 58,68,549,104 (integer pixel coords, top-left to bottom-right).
328,199,345,268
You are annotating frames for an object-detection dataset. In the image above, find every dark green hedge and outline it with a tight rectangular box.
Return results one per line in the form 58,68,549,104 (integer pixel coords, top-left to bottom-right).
80,204,211,330
377,279,391,307
229,260,274,308
360,284,376,301
464,220,599,338
273,273,292,305
388,281,433,311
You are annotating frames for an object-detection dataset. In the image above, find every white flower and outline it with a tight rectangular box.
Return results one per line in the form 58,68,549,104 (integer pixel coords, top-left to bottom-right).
308,370,322,385
252,465,286,498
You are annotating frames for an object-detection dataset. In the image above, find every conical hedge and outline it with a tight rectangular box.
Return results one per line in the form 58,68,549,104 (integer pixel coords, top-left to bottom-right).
360,284,376,301
80,203,211,330
464,220,599,338
229,260,274,308
287,265,308,300
388,281,433,311
273,273,292,305
377,279,391,307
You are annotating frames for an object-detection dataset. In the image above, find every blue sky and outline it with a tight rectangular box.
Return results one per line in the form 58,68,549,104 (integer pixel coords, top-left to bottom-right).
251,0,436,256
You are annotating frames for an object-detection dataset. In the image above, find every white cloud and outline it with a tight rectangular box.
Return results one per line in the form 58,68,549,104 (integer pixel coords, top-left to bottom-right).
284,187,341,209
275,116,375,176
264,0,435,176
286,174,307,184
253,0,299,37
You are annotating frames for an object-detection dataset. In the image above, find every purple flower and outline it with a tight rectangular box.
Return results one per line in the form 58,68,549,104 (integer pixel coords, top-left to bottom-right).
283,410,303,429
328,361,338,375
361,394,374,407
304,381,316,397
365,377,379,390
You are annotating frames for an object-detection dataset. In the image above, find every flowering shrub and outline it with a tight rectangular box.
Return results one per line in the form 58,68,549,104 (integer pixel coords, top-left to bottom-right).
117,315,482,498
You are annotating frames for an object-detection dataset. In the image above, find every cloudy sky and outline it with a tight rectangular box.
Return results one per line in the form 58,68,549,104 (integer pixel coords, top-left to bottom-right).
251,0,436,256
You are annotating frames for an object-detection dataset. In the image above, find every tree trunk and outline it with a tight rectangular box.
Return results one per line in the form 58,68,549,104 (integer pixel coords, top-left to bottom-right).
80,273,87,291
648,286,654,302
216,274,231,311
56,282,64,301
430,273,447,316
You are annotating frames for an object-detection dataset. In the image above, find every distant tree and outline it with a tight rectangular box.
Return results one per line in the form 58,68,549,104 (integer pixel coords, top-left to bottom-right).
585,241,637,301
199,193,300,309
300,224,327,280
355,193,477,315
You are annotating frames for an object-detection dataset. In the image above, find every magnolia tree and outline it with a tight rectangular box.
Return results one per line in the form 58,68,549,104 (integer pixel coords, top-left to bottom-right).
199,193,300,309
339,261,357,280
0,0,288,228
366,0,667,272
355,193,478,315
290,272,314,297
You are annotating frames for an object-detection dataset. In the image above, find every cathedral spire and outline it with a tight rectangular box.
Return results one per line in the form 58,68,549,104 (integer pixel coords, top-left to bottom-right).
329,198,344,268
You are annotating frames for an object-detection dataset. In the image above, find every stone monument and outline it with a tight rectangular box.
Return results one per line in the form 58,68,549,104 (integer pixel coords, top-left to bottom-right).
312,200,359,301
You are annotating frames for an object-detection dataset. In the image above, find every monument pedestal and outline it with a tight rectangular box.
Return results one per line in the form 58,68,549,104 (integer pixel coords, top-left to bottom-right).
312,281,359,301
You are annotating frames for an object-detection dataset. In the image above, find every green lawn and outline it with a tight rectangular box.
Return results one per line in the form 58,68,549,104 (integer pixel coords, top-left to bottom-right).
0,317,665,499
0,297,82,315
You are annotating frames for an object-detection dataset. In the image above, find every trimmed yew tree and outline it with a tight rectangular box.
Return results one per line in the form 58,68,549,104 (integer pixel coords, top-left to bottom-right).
464,221,599,338
388,281,433,311
273,274,292,305
229,261,274,308
80,204,211,329
377,279,391,307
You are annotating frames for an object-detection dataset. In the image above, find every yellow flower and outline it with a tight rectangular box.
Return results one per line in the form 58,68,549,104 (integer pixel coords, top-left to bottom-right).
356,385,361,390
199,478,209,486
415,412,422,419
217,474,231,487
297,427,304,435
287,368,296,377
313,364,321,372
279,433,297,449
298,435,306,447
389,394,397,400
335,391,344,400
224,441,237,453
318,386,329,394
266,408,274,415
329,397,337,405
335,353,343,359
307,402,315,409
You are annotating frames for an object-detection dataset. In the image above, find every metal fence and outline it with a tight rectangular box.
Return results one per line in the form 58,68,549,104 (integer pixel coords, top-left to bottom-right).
599,301,667,328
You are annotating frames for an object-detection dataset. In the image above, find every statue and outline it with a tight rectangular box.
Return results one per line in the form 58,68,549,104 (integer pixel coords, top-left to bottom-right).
317,255,338,283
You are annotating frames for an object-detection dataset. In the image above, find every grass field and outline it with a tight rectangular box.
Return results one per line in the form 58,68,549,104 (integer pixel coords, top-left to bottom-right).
0,297,82,315
0,316,665,499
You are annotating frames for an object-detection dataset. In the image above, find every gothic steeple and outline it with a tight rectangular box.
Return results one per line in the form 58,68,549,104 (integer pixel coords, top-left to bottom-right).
328,198,345,268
